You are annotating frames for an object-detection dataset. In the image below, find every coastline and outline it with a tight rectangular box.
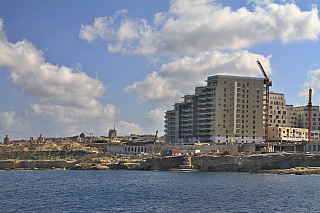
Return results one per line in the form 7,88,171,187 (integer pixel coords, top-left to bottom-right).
2,152,320,175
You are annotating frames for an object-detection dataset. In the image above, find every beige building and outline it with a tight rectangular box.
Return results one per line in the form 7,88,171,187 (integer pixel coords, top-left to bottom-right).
165,75,265,143
295,106,320,130
269,92,298,128
269,126,320,142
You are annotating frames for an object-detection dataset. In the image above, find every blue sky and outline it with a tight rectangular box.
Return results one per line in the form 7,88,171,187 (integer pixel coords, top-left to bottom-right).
0,0,320,139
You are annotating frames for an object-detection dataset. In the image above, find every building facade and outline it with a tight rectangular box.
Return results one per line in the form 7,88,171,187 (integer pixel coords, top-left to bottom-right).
269,126,320,142
295,106,320,130
165,75,265,143
269,92,298,128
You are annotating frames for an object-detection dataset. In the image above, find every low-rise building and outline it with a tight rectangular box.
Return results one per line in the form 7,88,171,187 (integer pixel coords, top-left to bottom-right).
269,126,320,142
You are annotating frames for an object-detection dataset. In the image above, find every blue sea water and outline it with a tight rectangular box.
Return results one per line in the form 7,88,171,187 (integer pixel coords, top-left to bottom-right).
0,170,320,213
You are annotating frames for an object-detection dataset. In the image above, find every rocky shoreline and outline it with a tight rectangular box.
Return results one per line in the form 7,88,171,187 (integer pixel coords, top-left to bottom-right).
2,152,320,175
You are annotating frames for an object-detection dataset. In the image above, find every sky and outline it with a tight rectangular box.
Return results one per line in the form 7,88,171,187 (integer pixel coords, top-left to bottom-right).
0,0,320,140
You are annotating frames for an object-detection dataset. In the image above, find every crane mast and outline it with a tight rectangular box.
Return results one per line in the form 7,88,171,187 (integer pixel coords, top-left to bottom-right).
257,59,272,149
151,130,158,155
308,88,312,142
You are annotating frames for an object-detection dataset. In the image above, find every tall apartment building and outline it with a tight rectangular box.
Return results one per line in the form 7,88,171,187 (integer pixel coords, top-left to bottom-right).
164,75,265,143
269,92,298,128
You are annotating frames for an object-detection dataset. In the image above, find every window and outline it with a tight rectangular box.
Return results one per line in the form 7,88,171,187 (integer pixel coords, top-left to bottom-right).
224,88,226,92
253,131,255,134
253,110,256,114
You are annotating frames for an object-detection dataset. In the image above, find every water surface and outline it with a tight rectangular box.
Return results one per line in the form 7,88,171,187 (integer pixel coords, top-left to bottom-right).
0,170,319,212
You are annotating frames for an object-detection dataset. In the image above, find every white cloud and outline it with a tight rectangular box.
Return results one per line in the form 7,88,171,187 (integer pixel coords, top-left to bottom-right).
117,121,143,136
299,69,320,103
0,111,30,133
0,18,125,137
247,0,274,5
0,26,106,108
30,103,118,136
126,50,272,103
145,107,166,124
80,0,320,55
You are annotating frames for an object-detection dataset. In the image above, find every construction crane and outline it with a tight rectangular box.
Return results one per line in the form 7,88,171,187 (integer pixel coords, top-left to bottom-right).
257,59,272,149
151,130,158,155
308,87,312,142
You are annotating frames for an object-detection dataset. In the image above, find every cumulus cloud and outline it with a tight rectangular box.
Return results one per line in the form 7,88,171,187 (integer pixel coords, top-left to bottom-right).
80,0,320,55
298,69,320,103
0,111,30,133
126,50,272,103
247,0,274,5
0,34,106,109
145,107,167,124
0,18,127,136
117,121,143,135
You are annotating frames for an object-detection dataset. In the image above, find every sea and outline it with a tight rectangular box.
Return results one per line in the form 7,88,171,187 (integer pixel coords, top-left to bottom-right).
0,170,319,213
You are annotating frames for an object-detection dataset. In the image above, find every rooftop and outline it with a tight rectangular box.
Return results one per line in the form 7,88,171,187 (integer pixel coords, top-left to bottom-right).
206,75,265,81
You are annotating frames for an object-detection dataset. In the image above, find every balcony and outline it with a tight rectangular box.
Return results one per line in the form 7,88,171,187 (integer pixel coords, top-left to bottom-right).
197,126,211,131
181,123,192,127
181,113,193,117
198,111,214,116
165,114,175,118
181,118,193,123
197,131,211,136
164,124,175,128
164,119,175,123
198,119,211,124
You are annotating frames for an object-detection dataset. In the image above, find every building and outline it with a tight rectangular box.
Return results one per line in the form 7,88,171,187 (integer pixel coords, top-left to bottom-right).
165,75,265,143
3,135,10,144
295,106,320,130
269,92,298,128
269,126,320,142
267,92,320,143
109,125,117,140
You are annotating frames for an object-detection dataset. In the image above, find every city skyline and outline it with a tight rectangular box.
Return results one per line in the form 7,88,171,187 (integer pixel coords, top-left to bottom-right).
0,0,320,139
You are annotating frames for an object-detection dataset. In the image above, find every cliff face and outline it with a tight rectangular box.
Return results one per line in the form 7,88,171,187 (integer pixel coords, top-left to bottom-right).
0,160,76,170
143,154,320,173
2,153,320,173
190,154,320,172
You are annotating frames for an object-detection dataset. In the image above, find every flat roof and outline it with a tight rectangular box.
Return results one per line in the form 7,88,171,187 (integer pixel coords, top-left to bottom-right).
206,75,265,81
